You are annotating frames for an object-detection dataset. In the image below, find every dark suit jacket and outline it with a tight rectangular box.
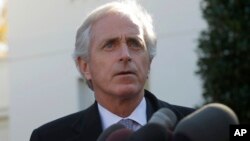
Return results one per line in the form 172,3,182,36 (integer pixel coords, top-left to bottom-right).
30,90,194,141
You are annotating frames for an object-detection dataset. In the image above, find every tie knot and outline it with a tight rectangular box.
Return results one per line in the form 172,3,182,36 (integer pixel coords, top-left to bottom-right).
118,118,141,131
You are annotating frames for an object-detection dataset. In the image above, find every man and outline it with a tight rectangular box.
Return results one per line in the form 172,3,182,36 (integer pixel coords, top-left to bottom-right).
30,1,194,141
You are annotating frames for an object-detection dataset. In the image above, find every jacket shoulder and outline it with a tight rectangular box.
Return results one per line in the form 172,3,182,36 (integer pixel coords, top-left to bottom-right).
30,110,84,141
30,104,96,141
144,90,195,121
38,110,83,131
158,99,195,119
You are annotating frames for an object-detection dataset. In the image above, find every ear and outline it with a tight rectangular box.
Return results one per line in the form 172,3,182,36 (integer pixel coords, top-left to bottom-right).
147,59,152,78
77,57,92,80
147,68,150,79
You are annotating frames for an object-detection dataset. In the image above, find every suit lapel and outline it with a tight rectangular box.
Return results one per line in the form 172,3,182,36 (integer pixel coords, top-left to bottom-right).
145,90,160,121
68,102,103,141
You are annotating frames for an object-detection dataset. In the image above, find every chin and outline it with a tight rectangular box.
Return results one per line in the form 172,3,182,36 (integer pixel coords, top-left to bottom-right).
114,85,142,98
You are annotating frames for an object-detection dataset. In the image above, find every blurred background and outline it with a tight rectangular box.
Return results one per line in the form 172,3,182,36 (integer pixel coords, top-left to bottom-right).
0,0,249,141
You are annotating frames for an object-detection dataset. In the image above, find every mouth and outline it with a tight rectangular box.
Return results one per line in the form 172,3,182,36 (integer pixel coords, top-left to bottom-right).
116,71,136,76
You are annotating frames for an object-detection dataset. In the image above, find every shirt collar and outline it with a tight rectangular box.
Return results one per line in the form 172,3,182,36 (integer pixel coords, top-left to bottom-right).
97,97,147,130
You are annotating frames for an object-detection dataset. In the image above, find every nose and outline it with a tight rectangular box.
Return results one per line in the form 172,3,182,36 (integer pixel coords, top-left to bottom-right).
119,43,132,62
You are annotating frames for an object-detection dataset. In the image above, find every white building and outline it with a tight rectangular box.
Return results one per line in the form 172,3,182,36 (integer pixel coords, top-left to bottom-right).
0,0,206,141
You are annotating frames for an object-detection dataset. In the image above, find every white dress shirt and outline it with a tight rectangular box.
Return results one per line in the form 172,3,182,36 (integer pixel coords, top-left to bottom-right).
97,97,147,130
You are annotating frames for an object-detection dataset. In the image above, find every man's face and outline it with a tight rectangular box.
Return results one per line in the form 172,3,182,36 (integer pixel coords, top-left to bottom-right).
79,13,151,100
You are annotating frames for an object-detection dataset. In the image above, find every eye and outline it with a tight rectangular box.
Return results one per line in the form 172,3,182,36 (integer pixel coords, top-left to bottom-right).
105,42,114,49
103,39,116,50
127,39,144,49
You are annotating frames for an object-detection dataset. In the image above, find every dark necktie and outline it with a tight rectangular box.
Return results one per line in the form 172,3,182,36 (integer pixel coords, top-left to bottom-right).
118,118,141,131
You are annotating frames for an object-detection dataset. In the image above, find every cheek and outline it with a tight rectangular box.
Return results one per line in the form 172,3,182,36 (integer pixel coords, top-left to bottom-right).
142,54,151,68
137,57,151,76
89,57,113,78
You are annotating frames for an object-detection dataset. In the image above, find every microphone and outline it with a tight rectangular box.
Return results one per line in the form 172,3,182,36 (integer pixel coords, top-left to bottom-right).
106,128,133,141
173,103,239,141
148,108,177,130
99,108,177,141
127,123,169,141
127,108,177,141
97,124,126,141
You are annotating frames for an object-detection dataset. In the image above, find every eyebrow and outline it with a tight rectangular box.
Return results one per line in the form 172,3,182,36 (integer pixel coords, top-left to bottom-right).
97,34,145,48
103,36,143,43
126,36,144,42
126,36,146,46
102,37,120,45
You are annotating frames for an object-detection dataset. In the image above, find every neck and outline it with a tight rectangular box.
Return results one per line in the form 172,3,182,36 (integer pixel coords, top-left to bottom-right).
96,91,144,117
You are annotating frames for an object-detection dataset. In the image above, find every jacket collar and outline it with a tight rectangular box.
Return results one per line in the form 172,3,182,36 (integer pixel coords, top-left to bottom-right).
144,89,161,121
67,89,164,141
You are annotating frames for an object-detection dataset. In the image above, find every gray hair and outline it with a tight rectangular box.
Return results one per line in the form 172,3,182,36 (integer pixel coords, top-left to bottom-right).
73,1,157,88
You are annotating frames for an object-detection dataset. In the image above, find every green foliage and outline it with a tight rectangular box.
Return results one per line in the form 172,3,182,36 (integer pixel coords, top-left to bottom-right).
197,0,250,123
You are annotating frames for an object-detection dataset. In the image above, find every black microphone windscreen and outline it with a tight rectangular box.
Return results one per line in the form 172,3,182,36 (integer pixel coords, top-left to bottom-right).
106,128,133,141
149,108,177,130
173,103,239,141
97,124,126,141
128,123,169,141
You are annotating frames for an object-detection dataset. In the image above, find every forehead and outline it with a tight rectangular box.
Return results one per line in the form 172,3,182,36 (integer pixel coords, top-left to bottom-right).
90,13,143,43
